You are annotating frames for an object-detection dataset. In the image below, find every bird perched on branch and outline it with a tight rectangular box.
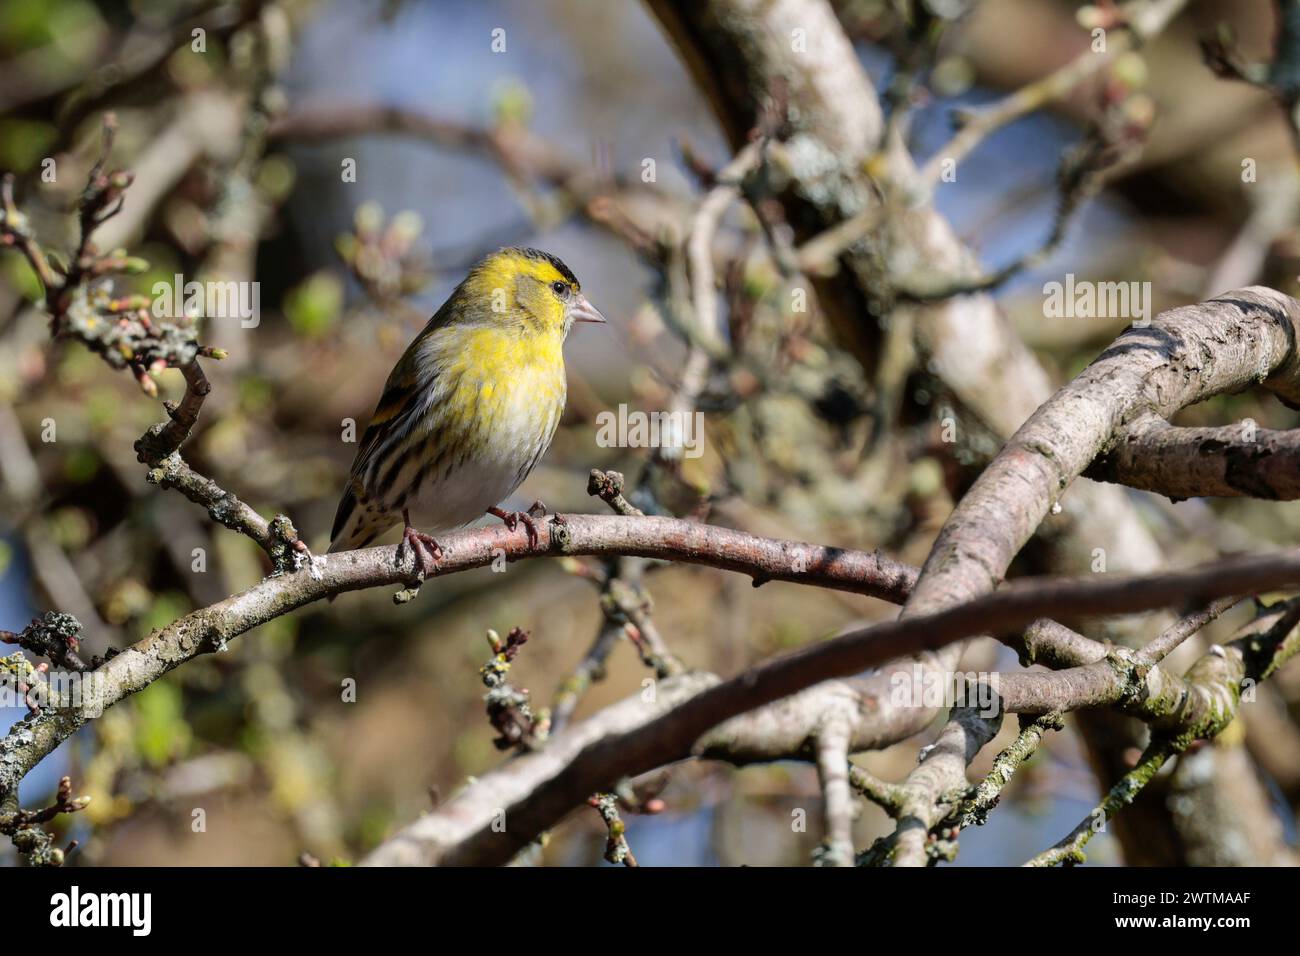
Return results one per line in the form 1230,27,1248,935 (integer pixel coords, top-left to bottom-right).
329,247,605,573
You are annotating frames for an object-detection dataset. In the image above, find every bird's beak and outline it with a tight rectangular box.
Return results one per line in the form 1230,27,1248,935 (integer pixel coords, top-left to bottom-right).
570,293,607,324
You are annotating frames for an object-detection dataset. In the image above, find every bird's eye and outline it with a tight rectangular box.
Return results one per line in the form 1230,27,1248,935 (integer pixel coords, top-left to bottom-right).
551,280,569,298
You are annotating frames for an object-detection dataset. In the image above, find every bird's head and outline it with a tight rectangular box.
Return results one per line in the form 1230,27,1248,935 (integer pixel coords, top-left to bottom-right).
462,247,605,337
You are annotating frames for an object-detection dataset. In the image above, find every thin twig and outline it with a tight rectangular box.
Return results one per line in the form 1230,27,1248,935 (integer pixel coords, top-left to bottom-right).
918,0,1187,189
1025,742,1174,867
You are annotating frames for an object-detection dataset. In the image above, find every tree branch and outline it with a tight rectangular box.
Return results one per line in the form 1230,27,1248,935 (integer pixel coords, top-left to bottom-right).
1087,415,1300,500
360,542,1300,866
903,287,1300,629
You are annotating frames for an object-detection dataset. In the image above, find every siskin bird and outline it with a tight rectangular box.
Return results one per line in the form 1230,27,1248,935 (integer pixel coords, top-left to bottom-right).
328,247,605,571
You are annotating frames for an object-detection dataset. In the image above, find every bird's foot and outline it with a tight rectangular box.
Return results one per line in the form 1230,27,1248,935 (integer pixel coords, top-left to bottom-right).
488,501,547,549
399,520,444,578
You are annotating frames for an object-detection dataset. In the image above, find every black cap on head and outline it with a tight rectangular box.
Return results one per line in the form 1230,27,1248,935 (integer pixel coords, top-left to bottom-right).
507,246,580,288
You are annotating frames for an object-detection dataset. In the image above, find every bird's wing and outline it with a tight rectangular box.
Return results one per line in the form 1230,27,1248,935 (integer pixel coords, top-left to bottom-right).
351,357,422,479
328,389,413,542
345,294,463,485
329,327,432,548
329,291,467,550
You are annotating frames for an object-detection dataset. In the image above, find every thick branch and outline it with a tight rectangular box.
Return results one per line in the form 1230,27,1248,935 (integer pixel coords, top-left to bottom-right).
1087,415,1300,500
890,707,1002,867
813,716,855,867
361,543,1300,865
643,8,1179,831
1023,601,1300,866
884,597,1239,865
0,513,908,808
904,287,1300,626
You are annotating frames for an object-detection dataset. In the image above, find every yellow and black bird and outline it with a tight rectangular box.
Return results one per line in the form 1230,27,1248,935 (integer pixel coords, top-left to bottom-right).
329,247,605,570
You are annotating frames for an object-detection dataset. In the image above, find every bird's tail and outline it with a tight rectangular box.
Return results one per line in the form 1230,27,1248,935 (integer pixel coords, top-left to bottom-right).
328,482,359,554
328,481,386,554
326,485,390,604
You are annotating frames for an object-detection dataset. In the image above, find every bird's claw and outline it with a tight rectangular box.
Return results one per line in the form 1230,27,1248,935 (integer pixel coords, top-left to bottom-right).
489,503,546,549
400,526,444,578
519,512,540,549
